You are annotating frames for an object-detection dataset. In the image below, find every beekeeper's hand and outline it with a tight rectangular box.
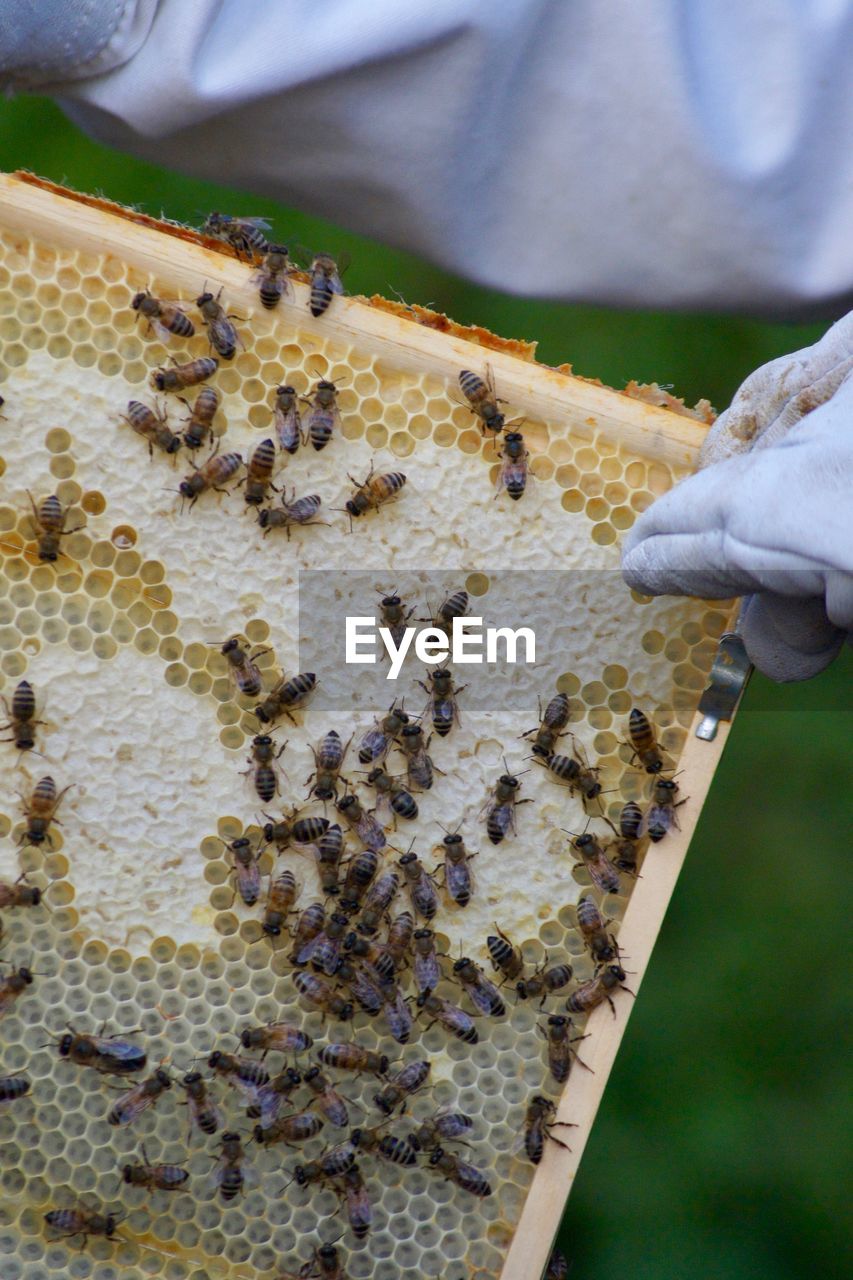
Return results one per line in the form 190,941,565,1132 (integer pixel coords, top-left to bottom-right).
622,314,853,681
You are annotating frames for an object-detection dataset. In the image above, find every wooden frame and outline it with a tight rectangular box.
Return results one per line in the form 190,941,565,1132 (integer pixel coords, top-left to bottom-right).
0,171,739,1280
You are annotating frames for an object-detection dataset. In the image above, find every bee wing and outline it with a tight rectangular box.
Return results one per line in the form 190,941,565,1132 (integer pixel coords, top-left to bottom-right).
241,217,273,232
334,250,352,280
150,316,178,344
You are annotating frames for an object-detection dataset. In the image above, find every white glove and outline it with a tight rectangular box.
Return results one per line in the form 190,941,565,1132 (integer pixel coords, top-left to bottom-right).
0,0,156,84
622,314,853,681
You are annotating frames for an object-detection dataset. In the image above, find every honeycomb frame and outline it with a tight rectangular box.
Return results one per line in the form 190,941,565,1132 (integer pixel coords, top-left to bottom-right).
0,171,738,1280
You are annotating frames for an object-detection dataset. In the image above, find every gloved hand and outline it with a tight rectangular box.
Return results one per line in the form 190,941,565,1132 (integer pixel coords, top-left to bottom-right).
622,313,853,681
0,0,156,85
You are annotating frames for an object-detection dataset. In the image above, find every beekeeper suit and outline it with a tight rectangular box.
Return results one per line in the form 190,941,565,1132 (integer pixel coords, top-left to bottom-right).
2,0,851,681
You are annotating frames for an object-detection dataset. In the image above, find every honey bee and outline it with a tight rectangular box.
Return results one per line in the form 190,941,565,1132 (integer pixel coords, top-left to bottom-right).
569,831,621,895
523,1095,574,1165
278,809,323,854
377,591,414,652
107,1066,172,1127
459,366,506,435
272,384,303,454
0,962,34,1018
627,708,670,774
483,771,530,844
382,910,415,971
412,928,442,994
246,1065,302,1128
258,491,327,538
497,429,529,500
355,870,399,937
307,730,349,802
398,723,435,791
312,1243,348,1279
540,745,602,804
318,1042,389,1076
44,1206,123,1244
50,1025,147,1076
0,1072,30,1105
203,212,271,258
303,1066,350,1127
515,962,574,1005
178,449,242,508
313,822,345,897
220,635,268,698
428,1147,492,1196
244,732,286,802
416,991,478,1043
290,902,326,965
565,963,629,1016
357,702,409,765
224,835,262,907
380,975,414,1045
336,793,386,854
255,671,316,725
522,691,572,758
453,956,506,1017
304,910,350,976
604,799,645,875
26,492,81,563
373,1059,430,1115
344,466,406,523
254,1108,324,1147
240,1021,313,1056
121,399,182,457
486,925,524,980
538,1014,590,1085
262,867,300,937
546,1247,570,1280
339,848,379,915
308,252,347,316
398,850,439,920
645,777,685,842
408,1109,473,1152
303,379,342,451
131,289,195,341
351,1123,417,1167
243,438,277,505
436,832,475,908
253,243,295,308
180,385,219,450
0,680,43,753
365,766,418,823
293,1137,358,1186
180,1070,221,1136
195,286,241,360
20,774,70,846
342,931,395,981
293,972,354,1021
152,355,219,392
418,665,465,737
426,589,469,639
336,957,384,1016
336,1164,371,1239
122,1145,189,1192
214,1131,247,1201
576,895,618,965
207,1050,270,1104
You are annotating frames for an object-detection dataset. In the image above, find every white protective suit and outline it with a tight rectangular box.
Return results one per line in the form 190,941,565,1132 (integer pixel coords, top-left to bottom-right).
1,0,851,679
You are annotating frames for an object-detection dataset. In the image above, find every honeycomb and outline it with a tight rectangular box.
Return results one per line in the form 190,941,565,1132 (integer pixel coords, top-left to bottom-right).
0,174,733,1280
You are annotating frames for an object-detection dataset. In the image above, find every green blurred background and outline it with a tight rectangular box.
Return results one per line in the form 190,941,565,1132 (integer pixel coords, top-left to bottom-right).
1,97,850,1280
